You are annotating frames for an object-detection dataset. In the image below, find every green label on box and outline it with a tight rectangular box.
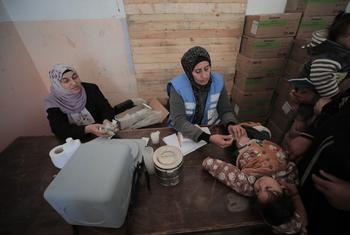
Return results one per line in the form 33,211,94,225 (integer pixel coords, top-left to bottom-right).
259,19,288,27
300,19,327,28
307,0,336,4
253,41,281,49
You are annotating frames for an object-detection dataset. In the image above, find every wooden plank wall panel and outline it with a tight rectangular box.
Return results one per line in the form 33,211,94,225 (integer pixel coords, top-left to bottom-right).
125,0,247,99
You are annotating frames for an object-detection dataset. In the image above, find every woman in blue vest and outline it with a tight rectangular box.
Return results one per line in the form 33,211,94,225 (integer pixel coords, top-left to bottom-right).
167,46,245,148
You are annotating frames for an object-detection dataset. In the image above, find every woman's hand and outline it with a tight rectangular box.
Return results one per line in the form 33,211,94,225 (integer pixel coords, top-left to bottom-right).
312,170,350,211
85,124,110,137
103,119,119,133
209,134,234,148
227,124,246,139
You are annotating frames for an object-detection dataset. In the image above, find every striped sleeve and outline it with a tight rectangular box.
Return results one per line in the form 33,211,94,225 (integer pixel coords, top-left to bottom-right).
308,29,328,48
310,58,341,97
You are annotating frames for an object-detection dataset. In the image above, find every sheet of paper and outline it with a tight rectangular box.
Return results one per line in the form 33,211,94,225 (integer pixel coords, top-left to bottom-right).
162,127,210,156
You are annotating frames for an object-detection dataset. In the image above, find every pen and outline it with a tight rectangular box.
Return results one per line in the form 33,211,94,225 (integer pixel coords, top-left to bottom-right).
176,132,182,148
142,103,152,109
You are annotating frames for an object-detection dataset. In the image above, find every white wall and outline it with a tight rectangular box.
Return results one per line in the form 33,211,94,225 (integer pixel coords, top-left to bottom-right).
1,0,137,104
0,0,10,21
246,0,287,15
2,0,125,21
0,0,51,152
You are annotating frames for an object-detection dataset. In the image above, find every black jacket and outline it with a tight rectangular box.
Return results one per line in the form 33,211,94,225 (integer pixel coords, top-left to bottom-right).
46,82,115,141
298,88,350,235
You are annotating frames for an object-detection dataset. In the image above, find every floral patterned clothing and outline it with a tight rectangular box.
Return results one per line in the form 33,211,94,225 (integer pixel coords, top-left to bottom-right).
202,139,304,234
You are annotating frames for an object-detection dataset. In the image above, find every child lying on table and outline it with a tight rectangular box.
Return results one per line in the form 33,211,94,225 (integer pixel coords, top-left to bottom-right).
202,122,307,234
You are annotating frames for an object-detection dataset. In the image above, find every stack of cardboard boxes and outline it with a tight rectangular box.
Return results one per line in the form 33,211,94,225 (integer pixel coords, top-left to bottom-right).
285,0,348,78
231,13,301,125
265,38,309,144
266,0,348,144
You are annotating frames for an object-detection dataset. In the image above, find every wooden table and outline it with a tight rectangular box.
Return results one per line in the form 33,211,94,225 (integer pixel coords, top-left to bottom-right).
0,127,268,235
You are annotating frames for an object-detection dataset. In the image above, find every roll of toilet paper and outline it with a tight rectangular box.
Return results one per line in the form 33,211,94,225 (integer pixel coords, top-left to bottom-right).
49,145,71,169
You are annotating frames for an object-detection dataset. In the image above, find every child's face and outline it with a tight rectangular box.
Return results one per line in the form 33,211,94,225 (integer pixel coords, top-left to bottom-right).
337,36,350,49
336,26,350,49
254,176,283,202
292,88,317,104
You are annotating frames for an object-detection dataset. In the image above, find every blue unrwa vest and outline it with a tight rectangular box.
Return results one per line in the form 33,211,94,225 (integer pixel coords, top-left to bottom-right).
167,72,224,126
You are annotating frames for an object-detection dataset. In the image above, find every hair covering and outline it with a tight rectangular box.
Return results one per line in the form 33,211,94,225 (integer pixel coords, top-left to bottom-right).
44,64,87,114
181,46,211,87
180,46,213,124
328,11,350,41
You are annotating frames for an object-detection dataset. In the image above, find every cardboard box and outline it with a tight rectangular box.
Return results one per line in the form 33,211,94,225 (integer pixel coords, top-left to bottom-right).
273,93,298,120
269,108,296,133
234,71,279,92
233,102,271,118
266,119,285,144
236,54,286,77
234,111,269,124
240,36,294,58
296,15,335,40
269,84,298,131
289,39,311,63
233,102,269,123
275,77,294,97
244,13,302,38
148,98,169,123
285,59,305,78
285,0,348,16
231,85,274,108
115,98,169,129
285,0,301,12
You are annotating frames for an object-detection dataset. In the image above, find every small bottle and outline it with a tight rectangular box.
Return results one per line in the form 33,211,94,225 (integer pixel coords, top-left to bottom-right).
63,137,81,158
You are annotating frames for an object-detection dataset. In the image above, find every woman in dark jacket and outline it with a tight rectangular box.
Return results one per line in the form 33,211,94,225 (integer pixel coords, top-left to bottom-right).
296,87,350,235
44,64,131,141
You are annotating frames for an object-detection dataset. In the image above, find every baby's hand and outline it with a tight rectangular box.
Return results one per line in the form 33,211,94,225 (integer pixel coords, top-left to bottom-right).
227,124,246,139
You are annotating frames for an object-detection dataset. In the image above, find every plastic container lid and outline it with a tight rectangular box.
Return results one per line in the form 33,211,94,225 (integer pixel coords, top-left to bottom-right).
153,146,183,170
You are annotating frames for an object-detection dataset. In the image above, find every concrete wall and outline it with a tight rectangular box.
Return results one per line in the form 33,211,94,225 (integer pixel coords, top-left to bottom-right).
0,1,49,151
